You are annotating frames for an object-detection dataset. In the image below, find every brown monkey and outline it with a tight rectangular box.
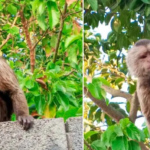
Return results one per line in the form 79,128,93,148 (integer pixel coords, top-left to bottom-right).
127,39,150,131
0,57,33,130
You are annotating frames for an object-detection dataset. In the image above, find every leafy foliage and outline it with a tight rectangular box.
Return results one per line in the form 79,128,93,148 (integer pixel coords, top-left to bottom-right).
0,0,82,121
84,0,150,149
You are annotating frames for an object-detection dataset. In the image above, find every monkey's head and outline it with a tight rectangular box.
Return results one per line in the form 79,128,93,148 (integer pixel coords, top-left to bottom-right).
127,39,150,77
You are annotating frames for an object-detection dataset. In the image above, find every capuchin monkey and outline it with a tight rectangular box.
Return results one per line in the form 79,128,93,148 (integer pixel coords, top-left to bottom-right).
0,57,33,130
127,39,150,131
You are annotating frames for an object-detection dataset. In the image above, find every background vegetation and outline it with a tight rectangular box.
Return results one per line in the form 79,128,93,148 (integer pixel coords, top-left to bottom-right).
84,0,150,150
0,0,82,121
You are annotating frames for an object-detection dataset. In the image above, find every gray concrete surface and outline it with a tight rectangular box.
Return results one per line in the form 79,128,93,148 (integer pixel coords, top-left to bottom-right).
66,117,83,150
0,117,83,150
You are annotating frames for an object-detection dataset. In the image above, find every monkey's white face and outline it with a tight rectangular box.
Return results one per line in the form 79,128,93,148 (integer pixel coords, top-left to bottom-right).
127,44,150,77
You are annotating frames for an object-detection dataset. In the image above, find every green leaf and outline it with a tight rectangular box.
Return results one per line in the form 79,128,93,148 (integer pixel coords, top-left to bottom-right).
115,78,124,85
91,140,106,150
37,14,47,30
112,136,128,150
65,35,82,48
7,4,17,14
119,118,130,129
128,141,141,150
87,0,98,11
141,0,150,4
126,123,145,141
68,46,78,64
34,95,45,115
145,6,150,17
111,18,121,33
8,27,19,35
0,3,3,11
53,81,67,93
31,0,40,15
38,2,45,15
25,77,34,89
47,1,60,29
87,83,103,99
56,91,69,111
84,131,99,139
114,125,123,136
101,126,117,147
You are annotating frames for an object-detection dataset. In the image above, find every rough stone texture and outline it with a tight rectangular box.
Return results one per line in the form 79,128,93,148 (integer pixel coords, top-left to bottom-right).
0,117,83,150
65,117,83,150
0,118,68,150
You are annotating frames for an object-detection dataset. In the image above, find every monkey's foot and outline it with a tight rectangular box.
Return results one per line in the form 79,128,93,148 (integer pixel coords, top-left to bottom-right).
18,115,34,130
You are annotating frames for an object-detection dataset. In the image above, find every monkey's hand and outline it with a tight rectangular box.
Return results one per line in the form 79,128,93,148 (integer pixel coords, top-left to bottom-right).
18,115,34,130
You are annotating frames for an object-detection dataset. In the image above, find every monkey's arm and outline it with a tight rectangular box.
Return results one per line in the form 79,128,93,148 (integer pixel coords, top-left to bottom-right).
0,57,33,129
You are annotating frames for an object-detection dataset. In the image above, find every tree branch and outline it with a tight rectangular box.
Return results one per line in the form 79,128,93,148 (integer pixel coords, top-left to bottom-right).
32,28,49,51
101,85,132,102
84,140,94,150
64,10,82,19
53,2,67,63
19,7,34,72
84,75,132,101
85,87,149,150
0,13,19,49
84,87,125,122
129,92,139,123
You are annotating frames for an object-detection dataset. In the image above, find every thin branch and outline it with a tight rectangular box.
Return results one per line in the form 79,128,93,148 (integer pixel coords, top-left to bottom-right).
19,6,34,72
73,0,79,9
84,140,94,150
53,2,68,63
0,13,19,49
32,28,49,50
84,87,125,122
63,70,77,77
58,5,62,15
64,10,82,19
101,85,132,102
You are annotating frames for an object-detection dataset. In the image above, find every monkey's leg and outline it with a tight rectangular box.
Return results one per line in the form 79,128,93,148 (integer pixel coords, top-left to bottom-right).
0,57,33,129
0,98,9,121
10,89,34,129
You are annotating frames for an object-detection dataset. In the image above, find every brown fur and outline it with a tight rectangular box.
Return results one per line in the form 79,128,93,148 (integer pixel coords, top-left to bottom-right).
0,57,33,129
127,39,150,131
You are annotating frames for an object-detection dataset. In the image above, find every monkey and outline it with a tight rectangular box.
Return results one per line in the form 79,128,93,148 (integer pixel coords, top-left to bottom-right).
0,57,33,130
126,39,150,131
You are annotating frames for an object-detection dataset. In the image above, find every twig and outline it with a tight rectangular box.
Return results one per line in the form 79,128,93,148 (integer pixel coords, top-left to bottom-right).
63,70,77,77
0,13,19,49
53,2,68,63
32,28,49,50
73,0,79,9
64,10,82,19
101,85,132,102
84,140,94,150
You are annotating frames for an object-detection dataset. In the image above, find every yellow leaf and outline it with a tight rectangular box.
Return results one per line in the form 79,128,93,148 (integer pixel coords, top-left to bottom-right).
44,104,56,118
0,51,2,56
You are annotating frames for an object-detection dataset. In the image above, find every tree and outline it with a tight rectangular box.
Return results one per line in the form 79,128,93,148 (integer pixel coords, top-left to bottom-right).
84,0,150,150
0,0,82,121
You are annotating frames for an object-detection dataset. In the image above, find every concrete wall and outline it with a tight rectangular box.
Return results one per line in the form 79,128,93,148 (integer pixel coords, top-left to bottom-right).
0,117,83,150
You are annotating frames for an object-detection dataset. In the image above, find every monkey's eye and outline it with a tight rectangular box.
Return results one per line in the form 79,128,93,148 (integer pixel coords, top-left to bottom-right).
140,55,147,59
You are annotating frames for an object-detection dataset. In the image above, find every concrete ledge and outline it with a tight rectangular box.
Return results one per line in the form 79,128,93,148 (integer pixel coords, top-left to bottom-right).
0,117,82,150
66,117,83,150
